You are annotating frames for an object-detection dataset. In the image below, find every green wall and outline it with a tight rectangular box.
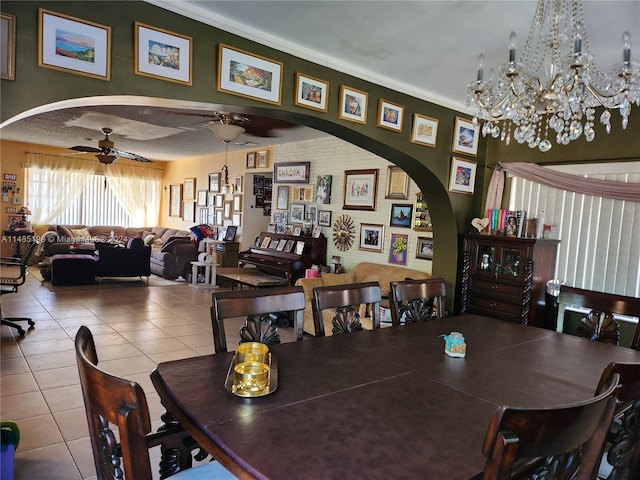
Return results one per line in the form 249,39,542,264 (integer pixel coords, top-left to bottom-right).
2,1,638,313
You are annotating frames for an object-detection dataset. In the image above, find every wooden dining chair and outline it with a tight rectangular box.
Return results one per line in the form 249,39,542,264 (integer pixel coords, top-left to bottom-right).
210,286,305,353
480,372,620,480
311,281,381,337
595,362,640,480
388,277,446,325
556,285,640,348
75,326,236,480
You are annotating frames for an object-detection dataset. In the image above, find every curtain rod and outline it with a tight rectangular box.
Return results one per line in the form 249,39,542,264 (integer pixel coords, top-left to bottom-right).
23,151,165,172
486,161,503,171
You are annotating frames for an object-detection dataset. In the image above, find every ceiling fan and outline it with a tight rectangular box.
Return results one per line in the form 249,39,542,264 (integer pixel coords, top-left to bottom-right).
69,127,152,165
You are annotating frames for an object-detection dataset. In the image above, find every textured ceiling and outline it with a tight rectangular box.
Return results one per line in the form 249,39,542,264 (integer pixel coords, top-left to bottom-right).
1,1,638,162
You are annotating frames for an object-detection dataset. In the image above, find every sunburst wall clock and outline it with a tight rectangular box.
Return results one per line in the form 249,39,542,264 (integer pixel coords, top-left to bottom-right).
332,214,355,251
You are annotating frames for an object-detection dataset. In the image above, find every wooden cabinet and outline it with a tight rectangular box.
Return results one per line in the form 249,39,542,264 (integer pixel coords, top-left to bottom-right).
460,233,559,326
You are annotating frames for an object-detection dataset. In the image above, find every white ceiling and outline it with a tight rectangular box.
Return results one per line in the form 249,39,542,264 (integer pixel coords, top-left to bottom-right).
1,1,638,162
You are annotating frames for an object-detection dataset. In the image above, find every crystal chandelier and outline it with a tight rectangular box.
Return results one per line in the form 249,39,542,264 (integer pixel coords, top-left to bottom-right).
466,0,639,152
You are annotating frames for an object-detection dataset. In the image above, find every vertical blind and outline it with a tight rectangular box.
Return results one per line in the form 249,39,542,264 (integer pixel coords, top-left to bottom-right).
508,162,640,298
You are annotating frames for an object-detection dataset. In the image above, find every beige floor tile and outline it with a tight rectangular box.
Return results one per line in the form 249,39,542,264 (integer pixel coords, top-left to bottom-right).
12,414,65,451
54,316,104,328
133,338,190,355
0,341,26,359
0,356,30,375
146,315,196,328
0,372,39,396
53,407,89,442
118,327,172,342
14,443,82,480
86,342,144,362
66,437,98,479
25,350,77,372
42,384,84,413
105,319,157,332
17,326,70,343
98,355,156,377
0,391,50,420
19,337,75,357
147,348,203,364
175,332,215,349
33,366,80,390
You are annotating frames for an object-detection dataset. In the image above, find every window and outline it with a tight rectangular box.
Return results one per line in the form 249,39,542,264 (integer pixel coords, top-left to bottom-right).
27,153,162,228
508,162,640,297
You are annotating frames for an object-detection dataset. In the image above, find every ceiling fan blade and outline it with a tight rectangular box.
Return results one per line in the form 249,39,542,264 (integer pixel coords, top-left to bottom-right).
69,145,102,153
110,147,152,163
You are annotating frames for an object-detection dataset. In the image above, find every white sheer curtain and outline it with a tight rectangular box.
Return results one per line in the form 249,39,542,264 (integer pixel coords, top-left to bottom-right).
26,153,96,228
105,162,162,226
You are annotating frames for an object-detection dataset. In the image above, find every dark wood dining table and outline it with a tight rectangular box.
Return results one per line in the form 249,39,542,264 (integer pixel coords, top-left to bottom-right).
150,315,640,480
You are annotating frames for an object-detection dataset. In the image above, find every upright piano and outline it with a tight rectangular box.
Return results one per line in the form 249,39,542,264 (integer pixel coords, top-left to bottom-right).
238,231,327,285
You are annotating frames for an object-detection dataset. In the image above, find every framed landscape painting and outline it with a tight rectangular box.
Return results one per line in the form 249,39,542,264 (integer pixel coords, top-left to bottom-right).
452,116,479,156
217,44,282,105
343,169,378,211
134,22,192,85
389,204,413,228
294,72,329,112
38,8,111,80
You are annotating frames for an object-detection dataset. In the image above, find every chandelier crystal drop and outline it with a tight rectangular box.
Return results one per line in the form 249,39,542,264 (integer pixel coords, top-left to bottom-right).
466,0,639,152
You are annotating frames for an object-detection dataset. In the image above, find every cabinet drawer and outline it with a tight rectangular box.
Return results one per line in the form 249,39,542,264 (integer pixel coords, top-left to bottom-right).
469,295,521,317
470,278,522,298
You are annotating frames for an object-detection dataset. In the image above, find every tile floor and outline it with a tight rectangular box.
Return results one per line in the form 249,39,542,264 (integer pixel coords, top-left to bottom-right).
1,269,297,479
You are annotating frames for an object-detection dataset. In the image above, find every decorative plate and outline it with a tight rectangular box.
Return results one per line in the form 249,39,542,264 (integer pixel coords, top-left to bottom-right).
332,214,355,251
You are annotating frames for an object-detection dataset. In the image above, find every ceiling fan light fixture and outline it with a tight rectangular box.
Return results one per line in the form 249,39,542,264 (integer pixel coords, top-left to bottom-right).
96,154,117,165
209,123,246,143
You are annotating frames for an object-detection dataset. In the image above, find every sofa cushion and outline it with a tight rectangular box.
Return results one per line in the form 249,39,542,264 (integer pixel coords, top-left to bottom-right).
143,234,156,246
352,262,430,297
70,227,92,241
321,272,355,286
127,237,145,249
295,276,324,301
56,225,74,241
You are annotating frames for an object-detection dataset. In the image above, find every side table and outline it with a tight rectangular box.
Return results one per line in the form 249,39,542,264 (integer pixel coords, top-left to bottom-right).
190,261,218,287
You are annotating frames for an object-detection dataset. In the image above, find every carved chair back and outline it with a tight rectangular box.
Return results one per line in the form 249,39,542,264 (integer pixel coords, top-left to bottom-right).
595,362,640,480
481,372,620,480
388,278,446,325
556,286,640,348
311,282,381,337
210,286,305,353
75,326,235,480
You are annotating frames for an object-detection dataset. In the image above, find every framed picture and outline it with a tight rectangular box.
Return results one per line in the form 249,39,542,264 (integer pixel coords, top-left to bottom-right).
312,225,322,238
295,241,305,255
38,8,111,80
318,210,332,227
199,207,209,224
209,173,221,193
1,13,16,81
208,192,216,206
267,223,276,233
224,225,237,242
389,233,409,266
261,236,271,249
449,157,477,195
315,175,332,204
343,169,378,211
197,190,208,207
293,186,313,202
273,212,283,223
7,215,21,230
169,184,182,217
254,175,265,186
233,194,243,212
214,208,224,226
359,224,384,252
215,194,224,206
134,22,192,85
294,72,329,112
416,237,434,260
223,200,233,219
183,178,195,200
289,203,306,223
385,166,409,200
274,162,310,184
284,239,295,253
292,226,301,236
276,239,287,251
257,150,268,168
389,204,413,228
233,175,243,194
338,85,368,124
307,205,318,223
411,114,439,147
452,116,480,156
183,201,196,222
217,44,283,105
376,99,404,132
246,152,256,169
